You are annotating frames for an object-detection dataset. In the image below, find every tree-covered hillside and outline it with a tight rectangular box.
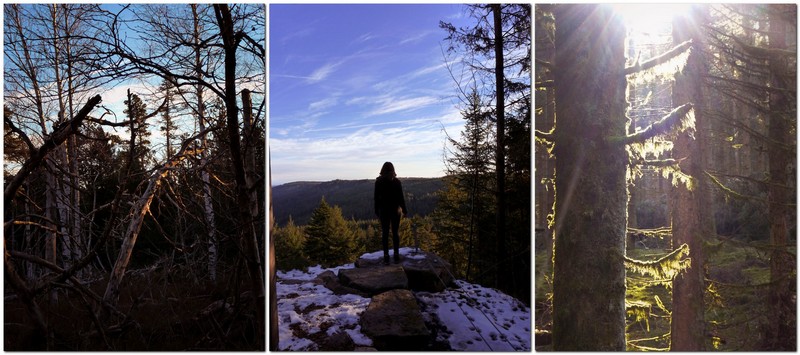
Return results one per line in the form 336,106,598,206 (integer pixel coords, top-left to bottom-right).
272,178,444,226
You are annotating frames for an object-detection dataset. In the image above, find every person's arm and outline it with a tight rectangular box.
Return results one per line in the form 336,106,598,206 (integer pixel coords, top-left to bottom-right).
398,180,408,216
374,179,380,217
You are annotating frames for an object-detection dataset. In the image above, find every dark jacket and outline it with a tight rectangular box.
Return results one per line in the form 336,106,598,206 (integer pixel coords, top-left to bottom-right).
374,175,407,216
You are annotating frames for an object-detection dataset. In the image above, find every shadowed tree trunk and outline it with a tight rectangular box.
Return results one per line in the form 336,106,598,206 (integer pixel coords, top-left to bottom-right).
491,3,507,291
670,5,713,350
269,151,279,350
552,4,628,350
765,3,795,350
213,5,265,349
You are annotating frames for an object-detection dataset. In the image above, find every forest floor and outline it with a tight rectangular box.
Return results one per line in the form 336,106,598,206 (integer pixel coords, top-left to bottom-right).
534,236,788,350
4,263,263,351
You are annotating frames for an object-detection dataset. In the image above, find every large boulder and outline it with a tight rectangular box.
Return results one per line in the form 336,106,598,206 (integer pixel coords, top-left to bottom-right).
401,252,456,292
354,249,457,292
314,270,368,297
338,265,408,295
360,289,431,350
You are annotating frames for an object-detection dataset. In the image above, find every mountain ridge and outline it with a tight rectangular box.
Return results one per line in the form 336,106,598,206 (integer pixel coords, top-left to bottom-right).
271,177,445,226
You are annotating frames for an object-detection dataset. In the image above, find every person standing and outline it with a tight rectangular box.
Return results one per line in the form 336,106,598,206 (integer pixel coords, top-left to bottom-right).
374,162,408,264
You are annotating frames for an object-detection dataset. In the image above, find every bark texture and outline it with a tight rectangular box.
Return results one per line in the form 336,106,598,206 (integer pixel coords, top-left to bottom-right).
552,4,628,350
670,5,713,350
765,3,796,350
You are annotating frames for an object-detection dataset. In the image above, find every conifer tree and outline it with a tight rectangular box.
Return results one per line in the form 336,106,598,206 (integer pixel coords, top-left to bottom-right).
304,197,357,267
433,88,495,282
274,217,308,271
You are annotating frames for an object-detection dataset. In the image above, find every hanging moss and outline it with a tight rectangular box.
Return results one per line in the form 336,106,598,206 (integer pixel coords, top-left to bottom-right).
625,40,693,85
621,104,695,145
625,243,691,281
625,300,652,332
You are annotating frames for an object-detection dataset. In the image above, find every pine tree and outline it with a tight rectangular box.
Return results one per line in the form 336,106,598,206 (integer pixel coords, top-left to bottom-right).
274,217,308,271
123,91,152,180
433,88,495,282
304,197,357,267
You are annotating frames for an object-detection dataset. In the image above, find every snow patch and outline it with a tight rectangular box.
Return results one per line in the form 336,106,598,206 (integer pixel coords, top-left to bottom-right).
276,264,531,351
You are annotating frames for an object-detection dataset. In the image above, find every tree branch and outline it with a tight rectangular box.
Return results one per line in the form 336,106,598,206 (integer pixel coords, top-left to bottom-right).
4,95,101,207
624,39,693,75
611,103,694,145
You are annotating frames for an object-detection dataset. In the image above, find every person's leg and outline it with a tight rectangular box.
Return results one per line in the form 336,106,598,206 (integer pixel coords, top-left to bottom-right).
380,212,390,264
391,213,400,263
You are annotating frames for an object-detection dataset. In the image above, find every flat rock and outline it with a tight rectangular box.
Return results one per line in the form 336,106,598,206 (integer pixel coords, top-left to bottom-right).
315,270,368,297
360,289,431,350
355,251,456,292
338,265,408,295
401,252,456,292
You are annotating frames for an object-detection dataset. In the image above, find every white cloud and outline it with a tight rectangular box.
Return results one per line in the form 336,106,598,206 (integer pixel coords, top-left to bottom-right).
399,31,432,45
269,107,465,185
308,97,338,111
367,96,441,116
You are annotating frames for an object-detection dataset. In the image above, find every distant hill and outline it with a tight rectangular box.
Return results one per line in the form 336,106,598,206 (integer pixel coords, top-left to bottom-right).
271,177,445,226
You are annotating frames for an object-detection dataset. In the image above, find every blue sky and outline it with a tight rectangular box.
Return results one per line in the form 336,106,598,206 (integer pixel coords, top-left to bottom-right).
269,4,474,185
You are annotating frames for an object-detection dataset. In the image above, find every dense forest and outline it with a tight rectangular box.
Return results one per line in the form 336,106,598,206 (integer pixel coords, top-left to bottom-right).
535,4,796,350
4,4,266,350
270,2,531,320
271,178,443,225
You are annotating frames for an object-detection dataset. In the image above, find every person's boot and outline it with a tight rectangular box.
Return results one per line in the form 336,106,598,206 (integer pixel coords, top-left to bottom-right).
393,253,400,264
383,253,390,265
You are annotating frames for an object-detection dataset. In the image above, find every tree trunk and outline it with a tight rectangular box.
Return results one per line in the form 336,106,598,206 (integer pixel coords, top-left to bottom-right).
269,151,279,350
101,147,199,315
491,4,507,290
192,4,218,284
552,4,628,350
669,5,712,350
214,5,265,349
765,4,795,350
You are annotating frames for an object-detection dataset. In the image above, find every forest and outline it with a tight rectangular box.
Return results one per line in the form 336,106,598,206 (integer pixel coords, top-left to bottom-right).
269,4,531,350
4,4,266,350
271,178,443,225
534,4,796,351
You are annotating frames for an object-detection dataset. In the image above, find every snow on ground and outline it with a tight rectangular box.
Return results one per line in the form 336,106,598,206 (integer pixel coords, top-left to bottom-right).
359,246,428,260
276,250,532,351
277,263,372,351
416,280,532,351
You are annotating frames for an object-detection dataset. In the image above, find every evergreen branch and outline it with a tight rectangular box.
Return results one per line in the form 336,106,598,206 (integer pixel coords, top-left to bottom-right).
624,39,693,75
535,58,552,69
632,158,685,167
704,171,755,201
534,128,553,140
613,103,694,145
624,243,691,280
729,29,797,59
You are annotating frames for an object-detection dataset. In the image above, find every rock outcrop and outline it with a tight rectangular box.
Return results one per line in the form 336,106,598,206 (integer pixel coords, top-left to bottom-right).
360,289,431,350
353,250,457,292
338,265,408,296
315,270,368,297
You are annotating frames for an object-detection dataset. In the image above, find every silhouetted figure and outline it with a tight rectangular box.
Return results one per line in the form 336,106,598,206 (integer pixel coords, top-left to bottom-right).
374,162,407,265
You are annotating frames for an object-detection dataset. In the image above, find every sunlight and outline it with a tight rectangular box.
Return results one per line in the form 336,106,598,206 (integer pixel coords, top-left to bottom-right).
613,4,690,33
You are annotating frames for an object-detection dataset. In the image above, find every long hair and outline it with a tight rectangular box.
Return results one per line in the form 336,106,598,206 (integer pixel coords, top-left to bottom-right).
379,162,396,178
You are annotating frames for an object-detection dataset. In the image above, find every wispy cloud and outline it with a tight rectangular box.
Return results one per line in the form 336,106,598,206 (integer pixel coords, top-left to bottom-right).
270,107,463,184
399,31,432,45
367,96,441,116
308,97,338,111
280,27,315,45
353,32,377,44
306,58,349,83
308,62,338,83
